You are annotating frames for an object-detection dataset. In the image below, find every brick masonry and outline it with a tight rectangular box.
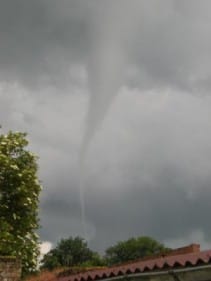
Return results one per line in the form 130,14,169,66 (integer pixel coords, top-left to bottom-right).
0,257,21,281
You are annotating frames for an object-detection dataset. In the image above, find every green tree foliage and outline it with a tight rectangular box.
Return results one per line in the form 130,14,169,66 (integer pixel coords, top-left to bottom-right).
41,236,104,270
0,131,42,276
105,236,169,265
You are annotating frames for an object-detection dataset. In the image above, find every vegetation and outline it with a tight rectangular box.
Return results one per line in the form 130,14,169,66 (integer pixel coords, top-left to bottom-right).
0,131,42,276
41,235,169,272
41,236,105,270
27,235,170,281
105,236,169,265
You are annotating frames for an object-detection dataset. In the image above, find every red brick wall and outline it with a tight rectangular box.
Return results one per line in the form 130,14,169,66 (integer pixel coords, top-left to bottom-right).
0,257,21,281
166,243,200,256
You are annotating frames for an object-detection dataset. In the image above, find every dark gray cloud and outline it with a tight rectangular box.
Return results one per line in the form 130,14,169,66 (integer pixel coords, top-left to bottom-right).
36,89,211,252
1,0,211,91
1,0,211,253
0,0,92,87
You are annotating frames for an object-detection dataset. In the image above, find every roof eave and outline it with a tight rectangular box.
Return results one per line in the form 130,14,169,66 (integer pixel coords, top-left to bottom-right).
96,264,211,281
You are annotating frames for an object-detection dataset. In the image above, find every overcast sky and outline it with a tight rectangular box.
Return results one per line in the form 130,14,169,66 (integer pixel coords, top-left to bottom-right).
1,0,211,254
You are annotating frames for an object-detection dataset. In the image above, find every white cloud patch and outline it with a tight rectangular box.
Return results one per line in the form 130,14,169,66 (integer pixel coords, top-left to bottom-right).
40,241,52,255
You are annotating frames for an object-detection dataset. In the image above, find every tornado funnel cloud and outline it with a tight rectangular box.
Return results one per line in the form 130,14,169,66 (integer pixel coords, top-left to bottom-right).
78,1,144,239
79,43,125,239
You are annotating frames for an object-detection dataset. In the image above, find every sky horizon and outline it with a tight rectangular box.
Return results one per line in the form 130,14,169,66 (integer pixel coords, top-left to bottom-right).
1,0,211,255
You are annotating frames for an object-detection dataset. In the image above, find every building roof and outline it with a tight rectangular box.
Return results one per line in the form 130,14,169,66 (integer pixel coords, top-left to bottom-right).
57,244,211,281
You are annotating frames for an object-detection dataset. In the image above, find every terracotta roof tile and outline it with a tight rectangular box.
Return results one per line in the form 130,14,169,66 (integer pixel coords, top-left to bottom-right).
57,245,211,281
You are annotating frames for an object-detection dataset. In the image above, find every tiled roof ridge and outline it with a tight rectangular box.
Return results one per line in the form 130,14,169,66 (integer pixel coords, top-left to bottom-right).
57,245,211,281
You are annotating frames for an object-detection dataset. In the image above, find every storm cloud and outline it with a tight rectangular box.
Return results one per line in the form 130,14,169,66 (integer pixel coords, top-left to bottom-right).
1,0,211,252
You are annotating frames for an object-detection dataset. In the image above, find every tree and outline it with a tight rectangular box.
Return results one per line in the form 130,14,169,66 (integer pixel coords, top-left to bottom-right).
0,131,42,276
105,236,169,265
41,236,104,270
